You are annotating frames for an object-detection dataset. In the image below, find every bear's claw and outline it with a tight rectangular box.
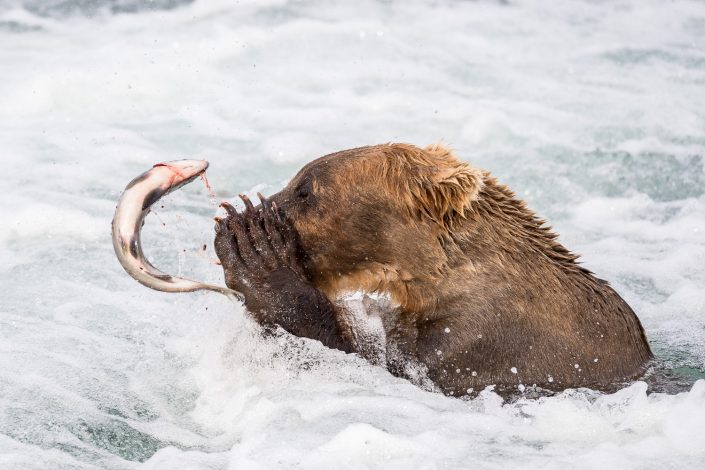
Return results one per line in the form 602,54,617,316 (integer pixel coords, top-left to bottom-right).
214,193,308,295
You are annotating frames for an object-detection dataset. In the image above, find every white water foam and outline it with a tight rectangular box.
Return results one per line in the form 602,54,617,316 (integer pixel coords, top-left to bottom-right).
1,0,704,468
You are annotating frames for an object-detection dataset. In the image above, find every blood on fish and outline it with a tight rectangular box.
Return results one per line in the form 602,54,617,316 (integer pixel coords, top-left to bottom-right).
200,172,213,192
200,173,218,204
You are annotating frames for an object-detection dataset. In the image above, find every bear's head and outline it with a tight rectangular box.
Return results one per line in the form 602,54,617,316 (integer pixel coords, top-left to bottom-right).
268,143,484,307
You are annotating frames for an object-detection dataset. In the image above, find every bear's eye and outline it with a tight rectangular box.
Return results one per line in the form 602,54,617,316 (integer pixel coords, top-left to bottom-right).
295,180,313,200
297,186,310,199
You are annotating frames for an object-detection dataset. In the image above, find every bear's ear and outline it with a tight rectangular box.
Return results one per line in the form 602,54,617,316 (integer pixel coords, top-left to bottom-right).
405,144,484,229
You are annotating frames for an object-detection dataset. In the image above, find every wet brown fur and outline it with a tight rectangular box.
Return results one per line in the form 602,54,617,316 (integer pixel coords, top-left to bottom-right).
264,143,652,395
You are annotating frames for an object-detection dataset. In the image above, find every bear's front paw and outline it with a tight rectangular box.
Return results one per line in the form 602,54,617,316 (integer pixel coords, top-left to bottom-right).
213,192,308,315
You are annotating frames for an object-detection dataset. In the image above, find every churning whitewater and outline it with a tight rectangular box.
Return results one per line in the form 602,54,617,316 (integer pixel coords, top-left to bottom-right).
1,0,704,469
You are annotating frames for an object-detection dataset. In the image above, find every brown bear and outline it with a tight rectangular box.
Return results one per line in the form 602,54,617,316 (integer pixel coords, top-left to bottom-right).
213,143,652,396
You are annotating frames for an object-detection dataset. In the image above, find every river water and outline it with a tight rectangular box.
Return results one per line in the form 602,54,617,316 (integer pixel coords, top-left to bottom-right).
1,0,704,468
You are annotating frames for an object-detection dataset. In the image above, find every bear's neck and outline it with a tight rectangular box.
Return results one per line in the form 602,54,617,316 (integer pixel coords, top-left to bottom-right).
465,175,587,274
394,175,601,314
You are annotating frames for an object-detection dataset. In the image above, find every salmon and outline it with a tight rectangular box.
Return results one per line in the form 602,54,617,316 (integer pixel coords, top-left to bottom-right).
111,160,240,299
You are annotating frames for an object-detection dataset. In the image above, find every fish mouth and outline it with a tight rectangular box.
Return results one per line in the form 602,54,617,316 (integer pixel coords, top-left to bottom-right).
139,161,210,210
125,160,208,189
153,160,209,186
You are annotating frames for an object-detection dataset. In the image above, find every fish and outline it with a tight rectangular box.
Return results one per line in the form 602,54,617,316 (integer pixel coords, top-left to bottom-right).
111,160,241,300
